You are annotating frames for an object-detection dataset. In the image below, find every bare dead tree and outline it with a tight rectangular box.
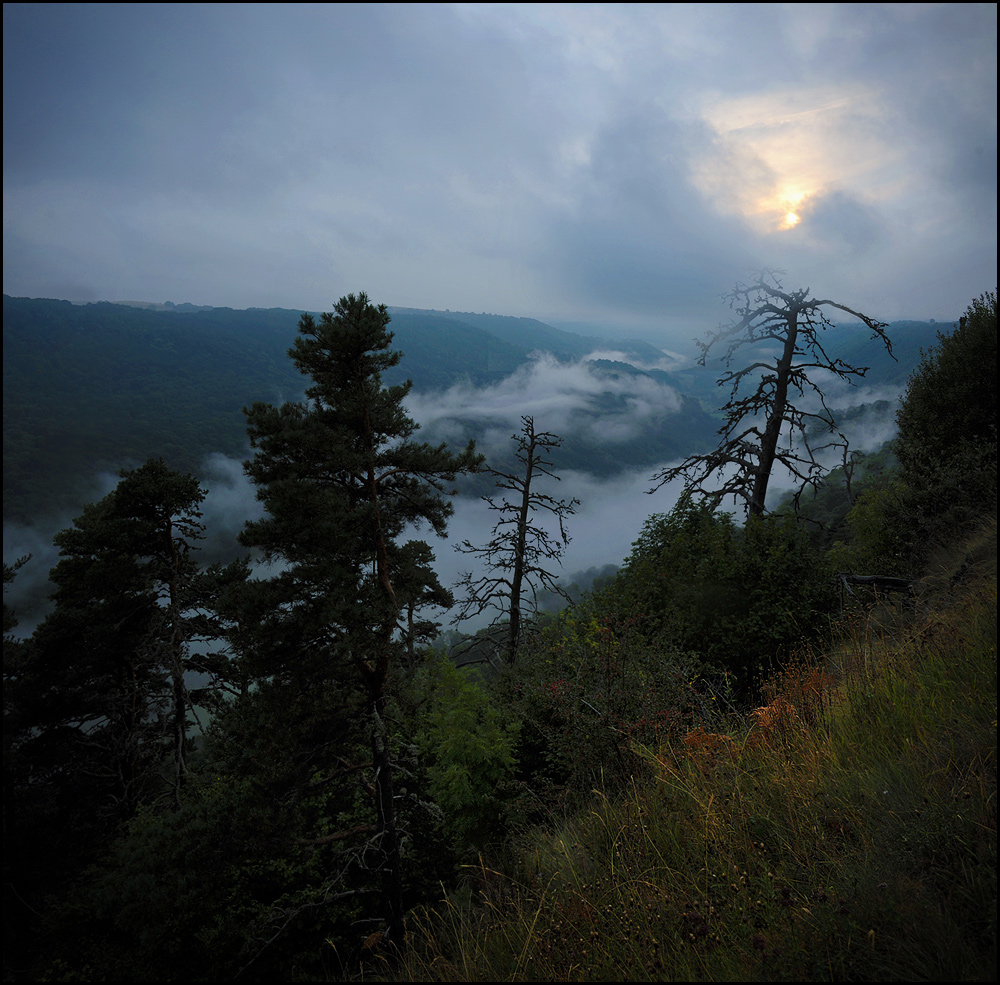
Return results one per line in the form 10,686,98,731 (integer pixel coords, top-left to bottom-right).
651,270,893,517
454,416,579,665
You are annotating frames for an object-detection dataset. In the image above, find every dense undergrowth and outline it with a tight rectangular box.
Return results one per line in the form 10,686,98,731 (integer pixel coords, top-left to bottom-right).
389,534,997,982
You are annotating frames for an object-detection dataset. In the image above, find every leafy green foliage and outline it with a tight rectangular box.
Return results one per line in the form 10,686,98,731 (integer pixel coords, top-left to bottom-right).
896,291,997,482
895,291,998,547
838,292,997,575
617,496,742,649
413,652,520,851
778,442,898,551
397,550,997,984
830,476,915,577
474,589,715,822
609,495,836,695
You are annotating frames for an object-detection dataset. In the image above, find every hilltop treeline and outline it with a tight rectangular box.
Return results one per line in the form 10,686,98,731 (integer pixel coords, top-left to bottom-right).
3,296,718,523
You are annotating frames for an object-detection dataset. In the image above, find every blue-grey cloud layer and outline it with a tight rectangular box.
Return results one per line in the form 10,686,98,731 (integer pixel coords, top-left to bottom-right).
4,3,995,338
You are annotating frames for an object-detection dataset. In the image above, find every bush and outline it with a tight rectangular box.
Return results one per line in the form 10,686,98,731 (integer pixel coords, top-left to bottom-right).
607,496,836,695
411,651,520,853
896,291,997,485
500,606,707,811
839,293,998,577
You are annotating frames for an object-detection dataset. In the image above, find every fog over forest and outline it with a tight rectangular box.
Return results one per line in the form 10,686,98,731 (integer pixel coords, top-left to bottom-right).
4,3,992,622
3,332,905,635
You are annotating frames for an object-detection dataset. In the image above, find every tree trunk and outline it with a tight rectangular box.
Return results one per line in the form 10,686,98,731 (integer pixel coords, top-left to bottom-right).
369,692,405,950
165,516,188,809
506,435,535,664
749,312,798,516
365,427,406,951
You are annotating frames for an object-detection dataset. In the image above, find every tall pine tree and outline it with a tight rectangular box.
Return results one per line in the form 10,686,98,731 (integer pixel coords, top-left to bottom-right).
17,460,213,818
4,460,223,964
238,292,481,951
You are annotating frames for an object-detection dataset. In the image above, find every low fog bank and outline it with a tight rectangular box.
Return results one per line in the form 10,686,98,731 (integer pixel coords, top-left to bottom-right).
4,392,900,638
405,350,685,458
2,448,684,639
402,349,717,487
433,464,689,633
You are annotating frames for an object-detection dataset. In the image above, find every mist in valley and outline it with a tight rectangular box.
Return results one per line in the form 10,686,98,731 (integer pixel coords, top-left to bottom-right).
3,338,903,639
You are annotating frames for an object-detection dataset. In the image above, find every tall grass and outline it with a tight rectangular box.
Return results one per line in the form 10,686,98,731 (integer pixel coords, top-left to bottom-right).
392,569,996,982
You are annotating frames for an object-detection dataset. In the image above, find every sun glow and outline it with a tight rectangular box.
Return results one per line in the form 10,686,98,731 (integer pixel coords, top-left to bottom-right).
773,187,807,230
691,85,891,235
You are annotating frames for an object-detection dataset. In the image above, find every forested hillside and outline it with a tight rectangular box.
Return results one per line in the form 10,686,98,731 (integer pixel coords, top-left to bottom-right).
3,296,723,523
3,289,994,982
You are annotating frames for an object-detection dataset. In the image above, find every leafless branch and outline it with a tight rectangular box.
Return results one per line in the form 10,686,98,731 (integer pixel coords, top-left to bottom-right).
651,270,893,517
453,416,579,663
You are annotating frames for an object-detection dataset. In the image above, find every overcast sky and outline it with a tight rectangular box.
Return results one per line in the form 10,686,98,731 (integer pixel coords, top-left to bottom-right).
3,3,996,341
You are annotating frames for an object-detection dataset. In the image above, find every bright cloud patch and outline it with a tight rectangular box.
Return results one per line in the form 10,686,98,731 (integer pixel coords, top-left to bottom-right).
405,351,684,455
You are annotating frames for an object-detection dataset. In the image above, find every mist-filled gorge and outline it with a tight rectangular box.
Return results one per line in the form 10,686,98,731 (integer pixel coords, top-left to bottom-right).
4,285,995,982
2,292,925,632
4,4,996,982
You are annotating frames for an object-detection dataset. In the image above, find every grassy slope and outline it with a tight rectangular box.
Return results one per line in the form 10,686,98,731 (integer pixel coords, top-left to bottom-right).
396,527,996,982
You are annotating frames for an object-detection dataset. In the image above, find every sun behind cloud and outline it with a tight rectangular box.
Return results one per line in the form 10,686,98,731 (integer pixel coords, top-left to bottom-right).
766,186,807,231
690,85,893,236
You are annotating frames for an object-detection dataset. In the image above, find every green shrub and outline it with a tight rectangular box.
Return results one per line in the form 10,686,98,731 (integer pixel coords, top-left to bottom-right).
608,496,836,695
413,651,520,852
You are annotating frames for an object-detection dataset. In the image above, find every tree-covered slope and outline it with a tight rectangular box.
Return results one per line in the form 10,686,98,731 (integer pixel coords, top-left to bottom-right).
3,297,712,524
2,295,951,527
3,298,307,521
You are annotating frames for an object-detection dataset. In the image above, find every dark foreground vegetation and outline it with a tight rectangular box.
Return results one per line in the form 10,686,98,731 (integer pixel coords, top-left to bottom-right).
398,543,996,982
3,290,995,981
